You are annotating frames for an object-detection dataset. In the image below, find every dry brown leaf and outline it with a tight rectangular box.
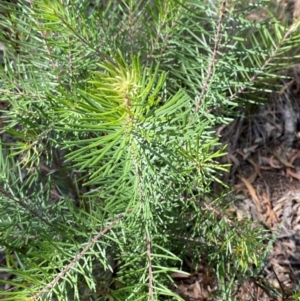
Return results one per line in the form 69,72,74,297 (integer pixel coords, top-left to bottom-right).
286,168,300,180
288,149,300,165
229,153,240,167
294,0,300,19
272,151,294,168
269,156,283,169
262,193,280,227
238,176,262,212
247,157,263,179
192,281,203,299
171,272,191,279
243,144,259,154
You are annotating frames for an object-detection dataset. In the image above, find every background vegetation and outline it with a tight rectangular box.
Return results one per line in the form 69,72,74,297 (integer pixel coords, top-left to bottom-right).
0,0,299,300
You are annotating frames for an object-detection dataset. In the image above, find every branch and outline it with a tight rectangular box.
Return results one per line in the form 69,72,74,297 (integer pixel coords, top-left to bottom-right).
57,14,117,66
31,215,123,300
206,24,297,115
228,24,296,101
0,188,58,230
195,1,227,112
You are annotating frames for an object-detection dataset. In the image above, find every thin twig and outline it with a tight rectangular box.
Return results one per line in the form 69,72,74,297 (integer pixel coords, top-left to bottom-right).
146,2,168,66
27,0,60,81
0,188,57,230
202,203,236,227
0,89,46,99
146,234,154,301
146,2,178,67
31,215,123,300
193,200,250,236
271,265,287,299
195,1,227,112
206,17,297,115
228,26,295,101
3,234,37,239
127,2,134,55
57,15,116,66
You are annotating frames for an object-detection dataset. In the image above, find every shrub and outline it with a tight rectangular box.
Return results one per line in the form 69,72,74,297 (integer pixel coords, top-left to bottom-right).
0,0,299,300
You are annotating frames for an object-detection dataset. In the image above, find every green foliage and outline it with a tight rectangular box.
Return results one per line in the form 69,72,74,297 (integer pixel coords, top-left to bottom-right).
0,0,299,300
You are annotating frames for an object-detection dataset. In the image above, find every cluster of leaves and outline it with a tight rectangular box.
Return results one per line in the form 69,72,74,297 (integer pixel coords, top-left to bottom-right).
0,0,299,300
